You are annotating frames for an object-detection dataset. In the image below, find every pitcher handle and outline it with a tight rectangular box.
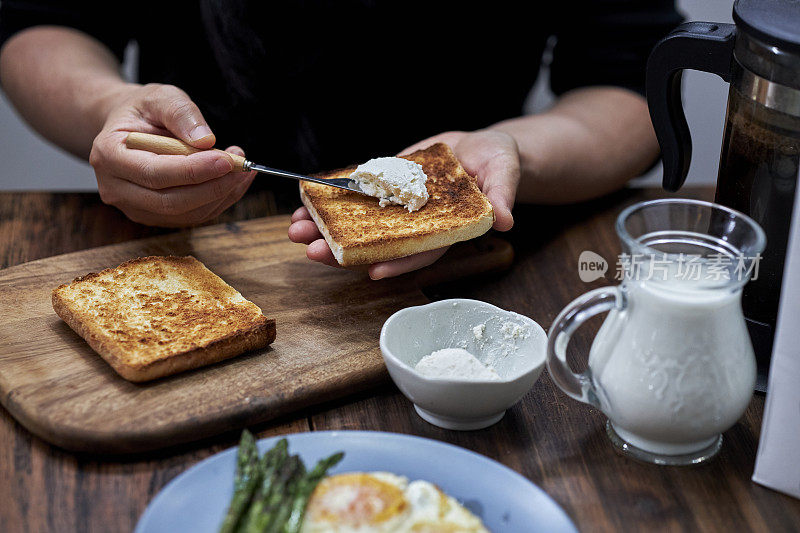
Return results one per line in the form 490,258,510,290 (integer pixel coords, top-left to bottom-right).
546,286,625,408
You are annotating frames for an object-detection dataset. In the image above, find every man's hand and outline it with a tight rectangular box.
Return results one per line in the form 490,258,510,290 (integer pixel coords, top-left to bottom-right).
90,84,256,227
288,130,520,279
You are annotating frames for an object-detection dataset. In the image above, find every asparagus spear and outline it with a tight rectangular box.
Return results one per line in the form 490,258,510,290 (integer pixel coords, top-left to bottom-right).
221,436,345,533
219,430,261,533
247,455,304,533
283,452,344,533
226,438,287,533
239,446,296,533
264,459,308,531
234,431,259,488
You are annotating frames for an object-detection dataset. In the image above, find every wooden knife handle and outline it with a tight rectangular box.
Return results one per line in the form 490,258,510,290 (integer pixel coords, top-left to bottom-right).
125,132,247,172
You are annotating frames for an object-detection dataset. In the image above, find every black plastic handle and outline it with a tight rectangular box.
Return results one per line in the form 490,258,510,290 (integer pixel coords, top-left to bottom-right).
646,22,737,191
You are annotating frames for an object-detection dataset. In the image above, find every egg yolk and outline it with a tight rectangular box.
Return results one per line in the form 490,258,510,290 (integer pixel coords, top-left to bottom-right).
306,473,408,526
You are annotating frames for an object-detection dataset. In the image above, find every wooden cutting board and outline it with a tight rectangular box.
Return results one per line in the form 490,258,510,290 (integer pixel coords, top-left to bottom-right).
0,215,511,453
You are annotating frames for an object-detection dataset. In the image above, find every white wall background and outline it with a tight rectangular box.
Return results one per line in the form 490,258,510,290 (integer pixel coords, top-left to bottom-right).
0,0,733,191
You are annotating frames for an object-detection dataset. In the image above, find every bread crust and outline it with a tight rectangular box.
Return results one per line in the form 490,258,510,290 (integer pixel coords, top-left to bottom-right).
300,143,494,266
51,256,276,382
301,187,492,265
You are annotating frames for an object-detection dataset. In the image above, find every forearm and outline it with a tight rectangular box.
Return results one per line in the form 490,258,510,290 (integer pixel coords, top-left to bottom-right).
491,86,659,204
0,26,135,159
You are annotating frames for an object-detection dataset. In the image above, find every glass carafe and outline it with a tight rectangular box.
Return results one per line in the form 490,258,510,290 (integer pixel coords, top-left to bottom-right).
546,199,766,465
647,0,800,388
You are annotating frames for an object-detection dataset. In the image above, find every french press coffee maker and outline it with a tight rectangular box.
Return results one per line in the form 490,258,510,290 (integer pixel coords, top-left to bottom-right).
647,0,800,391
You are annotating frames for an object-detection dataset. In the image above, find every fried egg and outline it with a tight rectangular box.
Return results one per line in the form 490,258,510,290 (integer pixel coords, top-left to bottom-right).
301,472,488,533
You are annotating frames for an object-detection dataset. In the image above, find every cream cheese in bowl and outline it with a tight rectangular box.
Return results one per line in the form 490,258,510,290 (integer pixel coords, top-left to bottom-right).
415,348,501,381
380,299,547,430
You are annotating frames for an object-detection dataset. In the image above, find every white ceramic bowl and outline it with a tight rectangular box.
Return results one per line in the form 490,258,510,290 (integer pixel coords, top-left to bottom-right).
380,299,547,430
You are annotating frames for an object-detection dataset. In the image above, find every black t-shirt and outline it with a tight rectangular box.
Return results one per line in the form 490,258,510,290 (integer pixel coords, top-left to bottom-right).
0,1,682,175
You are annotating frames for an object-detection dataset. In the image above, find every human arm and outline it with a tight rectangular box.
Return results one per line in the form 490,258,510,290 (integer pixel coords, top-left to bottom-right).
0,25,254,226
288,85,657,279
492,85,659,204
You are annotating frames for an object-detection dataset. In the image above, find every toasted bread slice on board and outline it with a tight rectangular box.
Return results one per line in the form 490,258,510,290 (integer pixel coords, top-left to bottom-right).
300,143,494,266
52,256,275,382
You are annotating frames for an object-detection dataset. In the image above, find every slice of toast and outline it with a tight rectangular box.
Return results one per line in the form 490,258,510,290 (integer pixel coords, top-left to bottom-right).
300,143,494,266
52,256,276,382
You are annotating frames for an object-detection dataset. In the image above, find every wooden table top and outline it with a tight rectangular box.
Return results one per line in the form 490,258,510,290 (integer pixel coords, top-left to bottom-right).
1,186,798,533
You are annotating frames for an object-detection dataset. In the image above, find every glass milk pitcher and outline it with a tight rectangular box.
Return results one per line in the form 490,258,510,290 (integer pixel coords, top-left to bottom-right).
546,199,766,465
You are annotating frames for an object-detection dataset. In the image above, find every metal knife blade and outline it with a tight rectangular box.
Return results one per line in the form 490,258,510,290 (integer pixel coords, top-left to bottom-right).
244,161,366,195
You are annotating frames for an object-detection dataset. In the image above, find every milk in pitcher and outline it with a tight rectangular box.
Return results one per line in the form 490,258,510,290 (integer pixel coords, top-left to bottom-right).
589,262,756,455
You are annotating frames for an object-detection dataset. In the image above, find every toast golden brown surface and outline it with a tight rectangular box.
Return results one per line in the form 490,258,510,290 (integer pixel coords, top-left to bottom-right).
300,143,494,266
51,256,275,382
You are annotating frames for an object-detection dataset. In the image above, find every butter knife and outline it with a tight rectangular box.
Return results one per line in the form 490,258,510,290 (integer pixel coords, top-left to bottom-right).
125,132,366,194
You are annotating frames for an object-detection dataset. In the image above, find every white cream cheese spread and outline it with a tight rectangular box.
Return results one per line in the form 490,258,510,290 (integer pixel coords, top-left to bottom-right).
349,156,429,212
414,348,500,381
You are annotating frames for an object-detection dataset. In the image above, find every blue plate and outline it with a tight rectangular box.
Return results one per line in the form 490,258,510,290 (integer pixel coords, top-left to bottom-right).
135,431,577,533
